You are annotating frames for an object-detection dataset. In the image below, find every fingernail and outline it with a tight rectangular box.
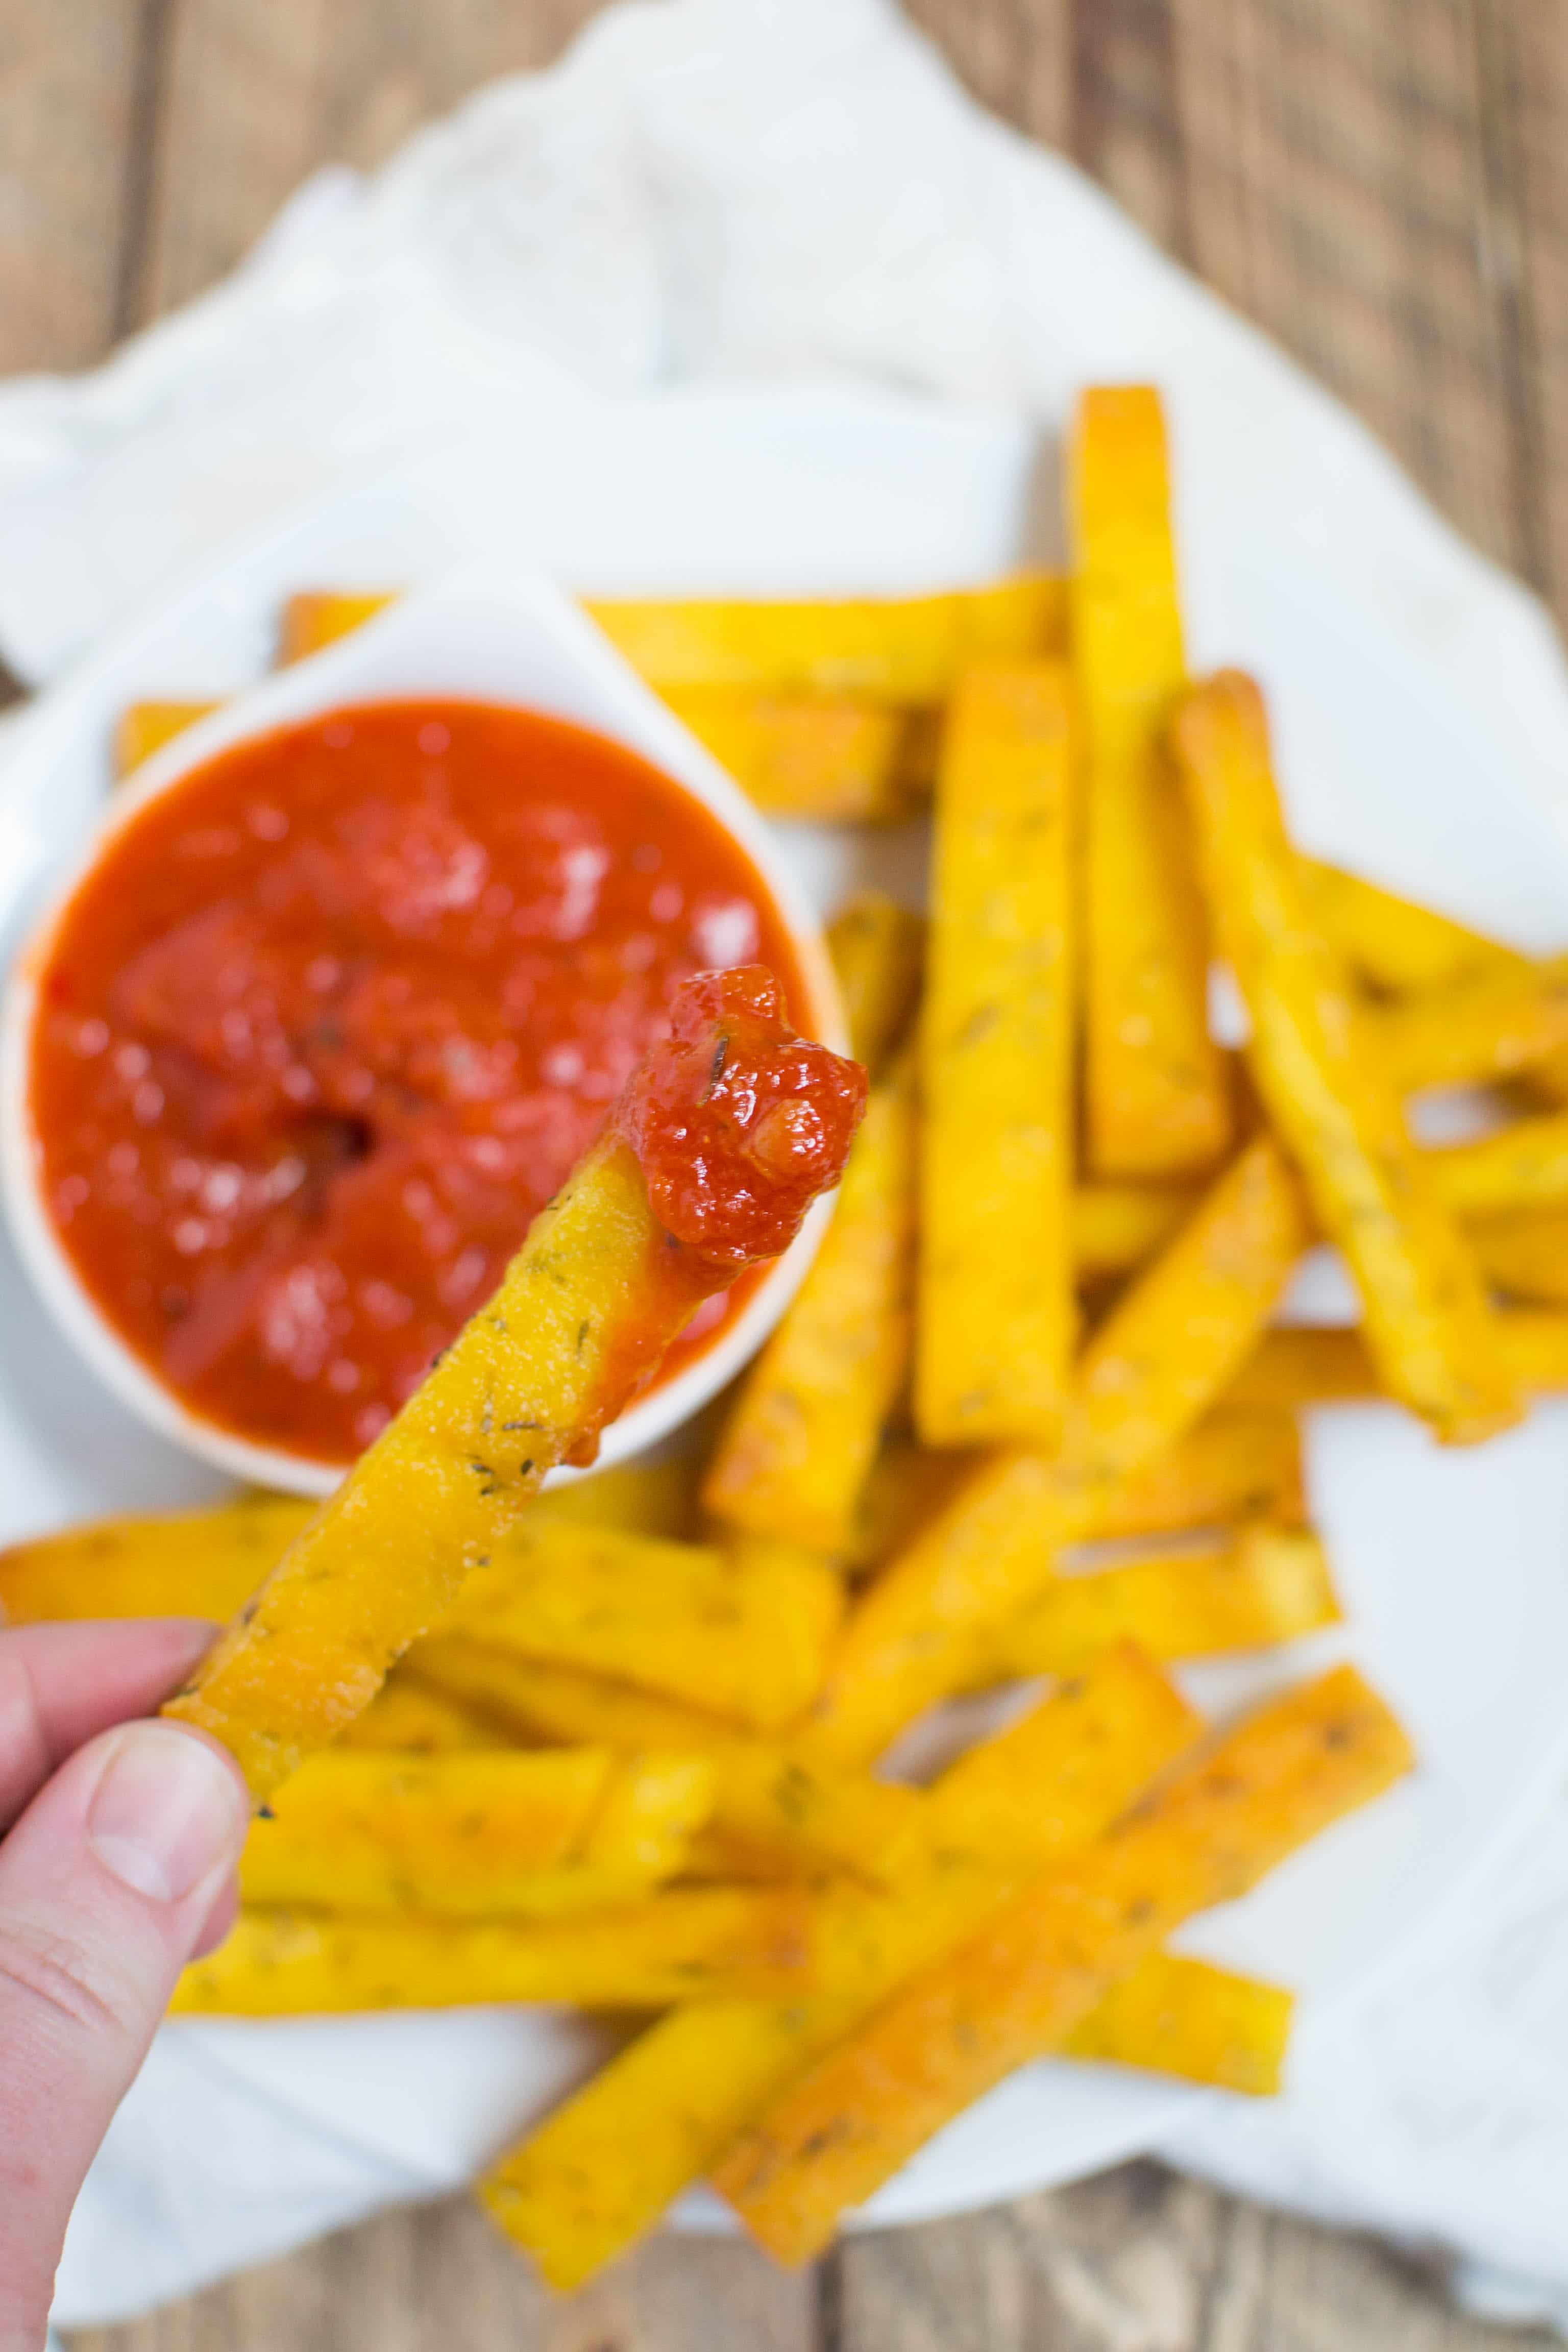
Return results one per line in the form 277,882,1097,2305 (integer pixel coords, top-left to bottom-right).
86,1723,247,1903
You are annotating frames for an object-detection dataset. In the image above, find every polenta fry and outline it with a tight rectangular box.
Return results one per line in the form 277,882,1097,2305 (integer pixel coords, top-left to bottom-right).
114,699,222,777
703,1054,917,1556
1070,386,1231,1178
173,1888,816,2016
0,1494,314,1627
1302,859,1524,999
825,893,925,1075
1173,671,1520,1443
1063,1951,1294,2096
916,664,1075,1446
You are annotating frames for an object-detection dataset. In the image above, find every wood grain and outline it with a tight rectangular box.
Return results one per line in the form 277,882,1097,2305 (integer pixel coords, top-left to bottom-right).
0,0,150,370
0,0,1559,2344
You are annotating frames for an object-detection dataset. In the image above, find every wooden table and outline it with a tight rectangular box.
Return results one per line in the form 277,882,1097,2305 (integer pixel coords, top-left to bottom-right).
1,4,1562,2344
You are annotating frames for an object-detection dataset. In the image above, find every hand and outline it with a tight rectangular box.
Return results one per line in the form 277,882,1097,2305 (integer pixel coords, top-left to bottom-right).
0,1619,249,2351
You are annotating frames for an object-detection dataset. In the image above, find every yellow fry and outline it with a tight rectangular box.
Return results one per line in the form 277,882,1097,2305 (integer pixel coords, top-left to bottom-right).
1091,1407,1306,1541
586,577,1066,700
1064,1952,1293,2096
280,590,395,660
703,1057,917,1556
665,687,935,823
1468,1206,1568,1307
173,1888,815,2016
825,893,926,1076
1173,672,1520,1444
530,1456,699,1541
237,1747,704,1914
1429,1111,1568,1218
1378,954,1568,1093
1072,1181,1199,1281
916,664,1075,1446
1302,859,1524,999
722,1665,1412,2260
114,699,222,778
807,1135,1308,1766
1070,386,1231,1178
163,1134,736,1797
0,1496,314,1627
337,1678,508,1753
280,579,1066,701
452,1523,843,1733
1228,1310,1568,1410
406,1640,924,1889
479,1646,1197,2289
993,1522,1340,1681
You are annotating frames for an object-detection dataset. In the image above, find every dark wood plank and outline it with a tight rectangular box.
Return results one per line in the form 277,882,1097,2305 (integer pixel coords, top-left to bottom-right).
126,0,610,325
65,2195,815,2352
0,0,152,371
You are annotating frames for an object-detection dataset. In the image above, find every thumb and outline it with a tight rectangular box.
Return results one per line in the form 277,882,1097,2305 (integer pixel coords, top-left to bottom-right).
0,1719,248,2348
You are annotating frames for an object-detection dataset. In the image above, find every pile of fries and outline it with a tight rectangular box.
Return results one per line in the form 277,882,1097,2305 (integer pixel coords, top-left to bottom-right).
26,379,1568,2282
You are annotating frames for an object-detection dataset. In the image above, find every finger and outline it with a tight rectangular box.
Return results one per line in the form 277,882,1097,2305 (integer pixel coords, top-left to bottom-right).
0,1619,217,1833
190,1873,240,1963
0,1719,248,2344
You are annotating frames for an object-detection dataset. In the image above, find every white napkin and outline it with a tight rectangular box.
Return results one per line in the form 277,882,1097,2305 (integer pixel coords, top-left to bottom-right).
5,0,1568,2328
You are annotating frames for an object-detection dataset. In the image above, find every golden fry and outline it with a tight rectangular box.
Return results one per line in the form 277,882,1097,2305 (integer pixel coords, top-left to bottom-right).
173,1888,815,2016
1467,1206,1568,1307
703,1057,917,1556
238,1748,713,1914
666,688,935,823
1070,386,1230,1178
1378,954,1568,1093
1064,1952,1293,2096
280,590,395,661
1302,860,1523,999
1091,1407,1306,1540
114,699,222,778
1072,1181,1198,1281
916,664,1075,1446
1173,672,1519,1443
1429,1111,1568,1218
452,1523,843,1732
337,1678,506,1753
722,1665,1412,2261
0,1495,313,1627
993,1522,1340,1680
807,1136,1308,1766
825,893,925,1075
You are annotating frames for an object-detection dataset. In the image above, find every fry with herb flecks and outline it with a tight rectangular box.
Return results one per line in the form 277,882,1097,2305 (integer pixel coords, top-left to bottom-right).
452,1522,843,1733
1173,672,1520,1445
1302,860,1524,1000
806,1134,1308,1766
916,664,1076,1448
1377,952,1568,1093
173,1887,816,2017
703,1055,918,1557
163,970,866,1799
666,689,935,823
479,1646,1198,2289
1069,387,1231,1179
720,1665,1412,2261
1063,1951,1294,2096
992,1521,1338,1680
0,1495,313,1627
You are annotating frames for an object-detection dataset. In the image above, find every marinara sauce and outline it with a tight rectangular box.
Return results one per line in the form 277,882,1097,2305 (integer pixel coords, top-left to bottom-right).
30,699,814,1465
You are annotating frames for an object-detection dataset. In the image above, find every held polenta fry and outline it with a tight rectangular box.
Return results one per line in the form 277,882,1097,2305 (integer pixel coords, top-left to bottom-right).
1172,672,1520,1444
163,971,866,1797
916,664,1075,1447
703,1055,918,1556
721,1665,1412,2262
807,1135,1309,1767
1069,386,1231,1178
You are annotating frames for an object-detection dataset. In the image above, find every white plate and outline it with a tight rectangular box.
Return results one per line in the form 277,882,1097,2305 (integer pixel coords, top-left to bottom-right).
8,385,1568,2236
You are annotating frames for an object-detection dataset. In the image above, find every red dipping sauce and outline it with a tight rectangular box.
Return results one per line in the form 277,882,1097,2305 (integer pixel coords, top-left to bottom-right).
29,699,815,1465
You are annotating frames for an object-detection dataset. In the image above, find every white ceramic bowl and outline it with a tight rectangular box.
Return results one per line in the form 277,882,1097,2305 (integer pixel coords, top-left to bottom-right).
0,568,845,1498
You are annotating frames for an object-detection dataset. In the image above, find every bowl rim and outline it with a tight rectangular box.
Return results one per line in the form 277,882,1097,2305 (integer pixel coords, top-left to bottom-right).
0,566,847,1499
